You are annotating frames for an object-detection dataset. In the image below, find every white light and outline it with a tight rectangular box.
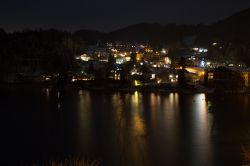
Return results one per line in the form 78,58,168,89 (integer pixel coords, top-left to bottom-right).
200,60,205,68
199,49,204,53
193,48,199,51
111,48,118,52
164,65,170,68
151,74,156,79
99,59,108,62
140,62,143,66
161,49,167,54
165,57,171,64
131,69,137,75
80,54,90,61
71,78,77,82
116,58,126,64
45,77,50,81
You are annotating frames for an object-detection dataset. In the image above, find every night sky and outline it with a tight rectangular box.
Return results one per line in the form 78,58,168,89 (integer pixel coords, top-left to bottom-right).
1,0,250,32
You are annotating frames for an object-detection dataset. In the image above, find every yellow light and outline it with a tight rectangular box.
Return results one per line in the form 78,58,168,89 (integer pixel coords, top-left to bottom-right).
125,57,131,61
134,91,139,104
134,80,141,86
157,79,162,84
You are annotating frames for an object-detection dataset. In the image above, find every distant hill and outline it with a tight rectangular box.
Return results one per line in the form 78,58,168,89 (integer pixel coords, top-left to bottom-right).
75,23,206,47
107,23,206,45
75,8,250,45
210,8,250,41
108,23,165,42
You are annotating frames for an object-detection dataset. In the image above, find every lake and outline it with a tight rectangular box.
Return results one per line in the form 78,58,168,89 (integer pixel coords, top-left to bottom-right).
1,85,250,166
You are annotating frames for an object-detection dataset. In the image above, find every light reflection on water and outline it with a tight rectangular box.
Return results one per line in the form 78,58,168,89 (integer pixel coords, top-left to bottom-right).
76,90,94,154
105,92,214,165
131,91,145,136
187,94,213,166
2,88,250,165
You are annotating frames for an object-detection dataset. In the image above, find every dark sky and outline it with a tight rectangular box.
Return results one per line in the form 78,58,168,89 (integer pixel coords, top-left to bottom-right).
1,0,250,32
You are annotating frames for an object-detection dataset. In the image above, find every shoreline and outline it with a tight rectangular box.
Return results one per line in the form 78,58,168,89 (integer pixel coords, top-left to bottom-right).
3,81,250,94
0,81,216,94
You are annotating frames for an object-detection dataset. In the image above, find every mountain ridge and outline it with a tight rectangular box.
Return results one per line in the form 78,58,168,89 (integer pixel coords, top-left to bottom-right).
74,8,250,44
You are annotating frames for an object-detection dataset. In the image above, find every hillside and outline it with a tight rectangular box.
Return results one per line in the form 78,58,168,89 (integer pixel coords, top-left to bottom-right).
74,8,250,45
210,8,250,41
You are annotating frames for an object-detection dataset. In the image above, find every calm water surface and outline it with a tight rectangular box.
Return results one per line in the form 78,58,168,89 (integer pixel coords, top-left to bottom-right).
1,86,250,166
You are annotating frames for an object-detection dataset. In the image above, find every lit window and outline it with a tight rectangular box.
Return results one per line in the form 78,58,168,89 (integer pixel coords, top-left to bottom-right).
208,73,214,80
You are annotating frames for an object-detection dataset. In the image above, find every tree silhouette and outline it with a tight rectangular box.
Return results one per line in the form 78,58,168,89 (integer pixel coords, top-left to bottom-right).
178,57,187,86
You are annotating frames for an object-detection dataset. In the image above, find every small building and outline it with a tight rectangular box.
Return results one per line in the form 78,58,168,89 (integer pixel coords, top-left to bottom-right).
185,66,205,84
207,66,250,90
241,70,250,88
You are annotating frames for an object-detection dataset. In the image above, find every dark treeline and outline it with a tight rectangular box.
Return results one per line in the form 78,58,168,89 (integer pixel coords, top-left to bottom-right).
206,41,250,65
0,29,85,81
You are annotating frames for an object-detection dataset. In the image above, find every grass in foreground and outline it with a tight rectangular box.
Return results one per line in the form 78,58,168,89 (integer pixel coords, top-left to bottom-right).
33,158,99,166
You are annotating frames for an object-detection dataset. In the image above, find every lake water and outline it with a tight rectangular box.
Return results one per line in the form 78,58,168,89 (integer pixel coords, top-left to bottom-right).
1,86,250,166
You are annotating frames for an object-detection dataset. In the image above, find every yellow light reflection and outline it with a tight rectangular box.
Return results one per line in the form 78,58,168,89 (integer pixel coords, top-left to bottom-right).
57,91,61,110
57,91,60,99
46,88,50,97
112,93,125,132
169,93,174,104
134,91,139,106
149,93,158,128
132,115,145,136
189,94,214,165
150,93,157,109
77,90,92,148
130,91,147,166
131,91,145,136
193,94,208,132
163,93,179,129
